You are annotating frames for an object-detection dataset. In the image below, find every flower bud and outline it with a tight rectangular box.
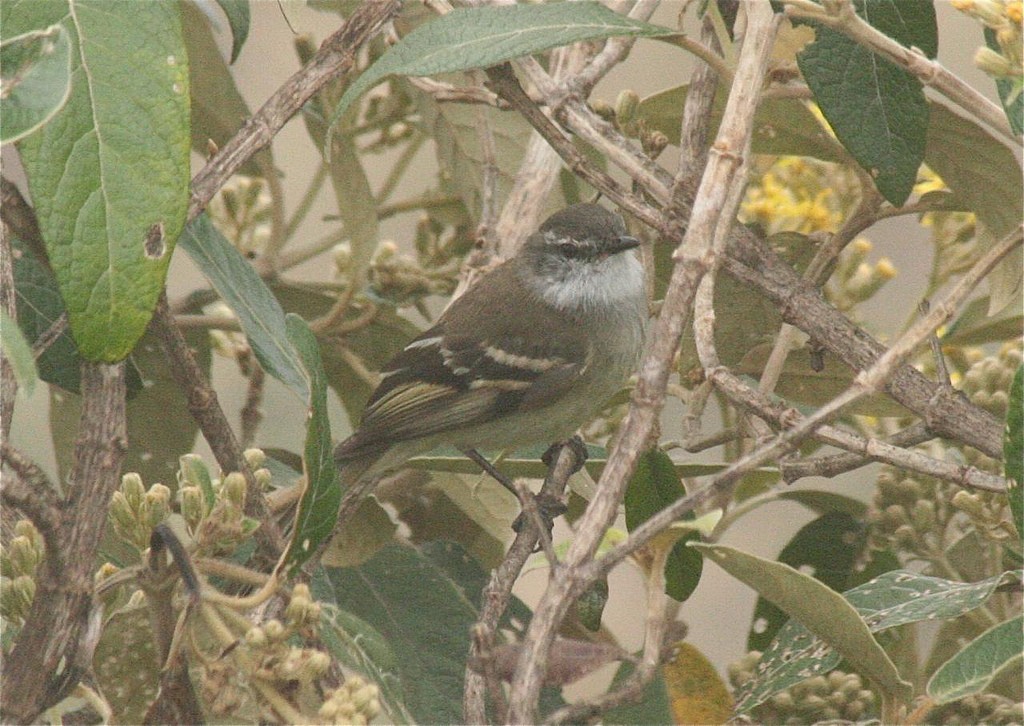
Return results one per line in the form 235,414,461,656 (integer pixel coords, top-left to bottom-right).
180,486,205,529
975,47,1015,77
615,89,640,126
264,619,286,640
222,472,247,509
243,448,266,469
245,626,268,649
7,535,41,577
144,484,172,528
121,473,146,511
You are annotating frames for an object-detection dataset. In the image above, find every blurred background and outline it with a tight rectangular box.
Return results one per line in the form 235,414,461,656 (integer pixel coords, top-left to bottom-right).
4,0,1010,694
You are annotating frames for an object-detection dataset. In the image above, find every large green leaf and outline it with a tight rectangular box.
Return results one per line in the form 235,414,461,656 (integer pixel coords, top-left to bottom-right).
9,0,191,361
318,602,413,724
0,24,71,144
694,543,913,711
329,1,672,131
797,0,935,205
942,295,1024,347
733,568,1021,713
178,215,309,399
924,101,1024,314
281,314,340,573
324,541,529,724
625,449,703,602
927,615,1024,705
746,512,866,652
638,84,847,162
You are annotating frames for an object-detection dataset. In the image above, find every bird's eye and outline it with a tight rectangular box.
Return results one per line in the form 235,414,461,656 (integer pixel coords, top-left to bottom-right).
559,242,577,258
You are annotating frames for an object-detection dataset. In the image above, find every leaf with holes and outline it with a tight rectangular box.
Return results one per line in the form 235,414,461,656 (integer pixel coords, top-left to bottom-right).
747,512,867,652
8,0,190,361
695,543,912,713
733,568,1021,713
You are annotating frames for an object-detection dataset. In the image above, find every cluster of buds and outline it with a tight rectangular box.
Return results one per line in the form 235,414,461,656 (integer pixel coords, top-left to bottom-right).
318,676,382,726
728,652,875,724
0,520,44,627
178,453,266,556
108,473,172,552
207,175,272,256
825,238,897,313
867,463,954,561
958,340,1022,473
925,692,1024,724
952,1,1023,85
591,89,669,157
366,239,457,306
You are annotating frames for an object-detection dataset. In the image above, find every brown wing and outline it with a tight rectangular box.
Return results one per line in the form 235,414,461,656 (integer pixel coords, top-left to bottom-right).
334,263,589,461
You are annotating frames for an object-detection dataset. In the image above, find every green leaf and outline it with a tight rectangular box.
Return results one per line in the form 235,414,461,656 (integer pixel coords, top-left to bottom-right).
638,84,847,163
694,543,913,710
324,542,511,724
625,448,705,602
925,100,1023,240
604,661,674,725
329,2,672,132
9,0,191,361
734,568,1020,713
12,234,82,392
0,310,38,395
943,295,1023,347
1006,364,1023,537
318,602,413,724
212,0,248,63
776,489,868,518
735,344,909,417
927,615,1024,705
747,512,866,652
281,314,340,574
179,453,216,510
413,86,543,225
985,26,1024,135
796,0,935,205
181,0,267,178
0,24,71,144
178,215,309,399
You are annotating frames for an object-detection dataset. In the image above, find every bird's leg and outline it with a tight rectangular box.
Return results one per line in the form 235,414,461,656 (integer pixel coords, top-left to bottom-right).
541,434,588,474
461,448,566,538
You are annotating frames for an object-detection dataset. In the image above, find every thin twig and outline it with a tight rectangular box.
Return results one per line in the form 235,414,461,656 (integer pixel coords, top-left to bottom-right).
504,5,781,720
150,293,285,560
0,443,63,547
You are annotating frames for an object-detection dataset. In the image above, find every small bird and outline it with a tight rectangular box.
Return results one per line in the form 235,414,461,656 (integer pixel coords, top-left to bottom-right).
332,203,648,526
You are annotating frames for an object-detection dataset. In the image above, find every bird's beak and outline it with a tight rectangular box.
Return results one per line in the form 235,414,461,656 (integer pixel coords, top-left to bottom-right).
608,235,641,254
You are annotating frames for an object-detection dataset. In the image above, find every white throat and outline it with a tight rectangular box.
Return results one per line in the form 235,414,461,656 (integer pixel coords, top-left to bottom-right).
525,251,645,315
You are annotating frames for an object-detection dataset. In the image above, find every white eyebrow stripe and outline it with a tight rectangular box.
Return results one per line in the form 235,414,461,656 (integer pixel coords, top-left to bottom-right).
484,345,561,372
405,335,443,351
379,367,406,379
